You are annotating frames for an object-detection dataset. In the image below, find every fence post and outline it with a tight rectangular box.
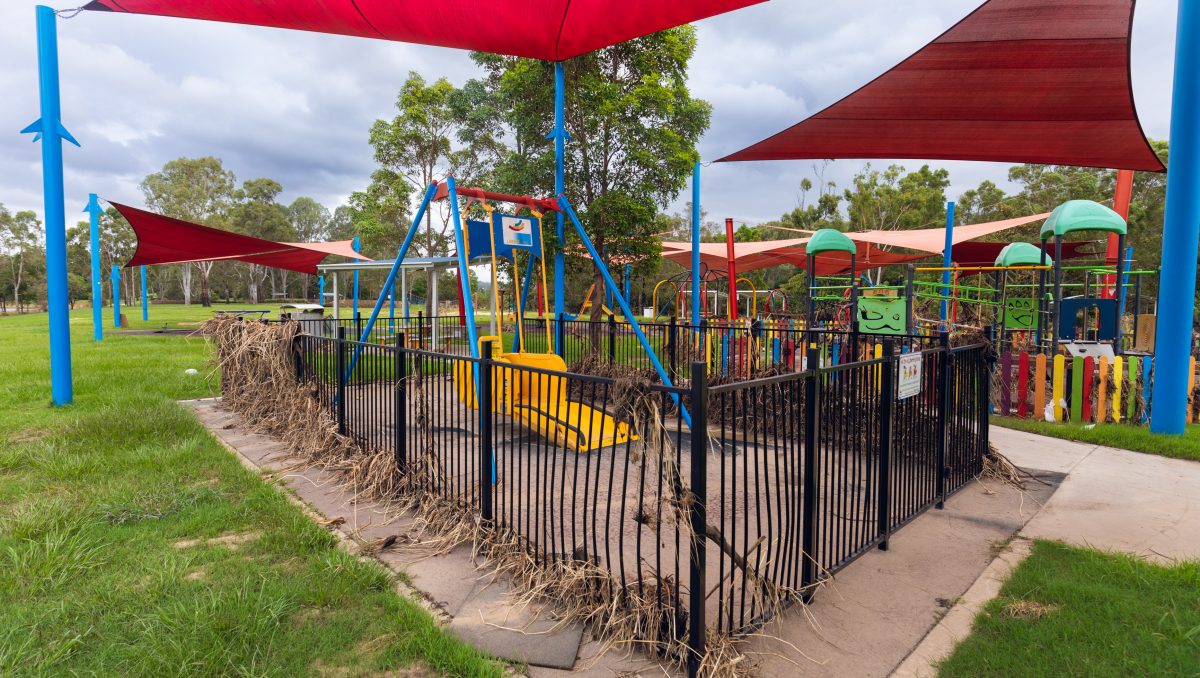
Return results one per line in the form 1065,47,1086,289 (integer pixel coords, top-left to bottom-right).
395,332,407,475
936,331,951,509
877,338,896,550
801,346,820,600
608,313,617,363
355,311,363,342
336,326,347,435
418,310,424,350
668,315,679,380
479,340,494,523
687,360,708,678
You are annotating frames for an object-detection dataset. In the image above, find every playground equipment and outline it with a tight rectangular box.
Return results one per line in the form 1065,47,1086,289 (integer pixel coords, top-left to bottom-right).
391,185,637,453
805,229,859,340
1039,200,1128,355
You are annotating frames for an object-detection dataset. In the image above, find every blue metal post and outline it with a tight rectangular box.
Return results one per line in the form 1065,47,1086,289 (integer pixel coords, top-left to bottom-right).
140,265,148,321
111,266,121,328
24,6,79,406
551,61,567,354
1151,0,1200,434
940,201,956,325
318,275,325,306
623,263,631,312
559,195,691,427
84,193,102,342
352,236,361,318
388,277,395,332
691,162,701,327
448,178,480,359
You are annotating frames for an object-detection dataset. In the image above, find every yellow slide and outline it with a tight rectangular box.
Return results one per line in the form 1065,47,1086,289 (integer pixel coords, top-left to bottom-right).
453,348,636,453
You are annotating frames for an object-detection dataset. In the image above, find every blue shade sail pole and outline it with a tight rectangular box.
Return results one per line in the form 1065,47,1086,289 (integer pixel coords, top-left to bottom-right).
549,61,570,354
558,194,691,427
140,265,148,321
342,183,437,382
1151,0,1200,434
691,162,701,327
84,193,102,342
940,201,955,326
23,6,80,406
352,237,361,318
111,266,121,328
318,275,325,306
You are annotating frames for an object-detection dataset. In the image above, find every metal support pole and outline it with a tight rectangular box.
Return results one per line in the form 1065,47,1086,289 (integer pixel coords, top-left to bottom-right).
686,360,708,678
1113,235,1127,354
691,162,701,327
1035,239,1048,350
401,267,409,321
332,273,340,321
431,267,440,346
318,275,325,307
608,313,617,363
336,326,347,435
725,217,738,320
140,265,148,321
1150,0,1200,434
85,193,102,342
395,332,407,474
26,5,79,405
479,340,494,522
904,264,914,338
936,331,950,509
940,202,955,325
800,346,820,599
1052,235,1063,354
388,275,395,333
111,266,121,328
878,338,895,546
552,61,567,355
352,236,361,319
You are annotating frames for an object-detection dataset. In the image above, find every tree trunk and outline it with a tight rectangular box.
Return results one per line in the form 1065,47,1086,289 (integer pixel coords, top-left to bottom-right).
181,264,192,305
248,280,258,303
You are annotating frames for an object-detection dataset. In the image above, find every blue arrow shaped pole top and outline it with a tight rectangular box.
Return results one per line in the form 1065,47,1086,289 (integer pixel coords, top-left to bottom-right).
85,193,103,341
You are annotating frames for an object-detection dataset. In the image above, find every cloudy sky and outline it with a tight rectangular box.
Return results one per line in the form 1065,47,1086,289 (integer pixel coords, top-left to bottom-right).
0,1,1179,229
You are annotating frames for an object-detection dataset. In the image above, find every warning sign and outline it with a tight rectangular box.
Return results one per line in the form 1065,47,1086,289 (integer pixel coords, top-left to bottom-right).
897,353,923,400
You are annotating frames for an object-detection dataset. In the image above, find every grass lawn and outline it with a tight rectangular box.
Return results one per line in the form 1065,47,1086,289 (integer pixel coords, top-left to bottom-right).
991,415,1200,463
939,540,1200,677
0,305,502,676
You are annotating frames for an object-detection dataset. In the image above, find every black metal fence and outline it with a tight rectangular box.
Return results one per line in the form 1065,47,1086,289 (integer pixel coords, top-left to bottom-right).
288,323,988,675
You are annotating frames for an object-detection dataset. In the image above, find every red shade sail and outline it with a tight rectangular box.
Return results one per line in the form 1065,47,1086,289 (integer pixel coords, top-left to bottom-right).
83,0,764,61
719,0,1164,172
113,202,367,274
660,238,928,276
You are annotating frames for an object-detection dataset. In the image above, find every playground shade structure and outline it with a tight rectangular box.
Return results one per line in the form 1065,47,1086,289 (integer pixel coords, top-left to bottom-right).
718,0,1165,172
113,202,366,274
453,351,634,453
82,0,766,61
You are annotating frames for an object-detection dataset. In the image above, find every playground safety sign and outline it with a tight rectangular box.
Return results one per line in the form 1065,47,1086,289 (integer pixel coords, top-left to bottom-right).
897,353,922,400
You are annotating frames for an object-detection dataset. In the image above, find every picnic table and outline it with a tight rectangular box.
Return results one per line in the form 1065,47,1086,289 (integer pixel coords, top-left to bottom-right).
214,309,271,319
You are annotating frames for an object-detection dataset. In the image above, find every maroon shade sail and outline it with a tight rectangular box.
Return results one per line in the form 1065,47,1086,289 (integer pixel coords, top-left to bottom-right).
113,202,366,274
83,0,765,61
719,0,1164,172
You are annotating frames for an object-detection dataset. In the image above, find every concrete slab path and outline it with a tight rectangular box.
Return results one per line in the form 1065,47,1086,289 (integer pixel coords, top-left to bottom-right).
992,425,1200,563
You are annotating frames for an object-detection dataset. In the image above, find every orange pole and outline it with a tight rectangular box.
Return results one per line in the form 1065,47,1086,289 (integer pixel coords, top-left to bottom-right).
1104,169,1135,298
725,217,738,320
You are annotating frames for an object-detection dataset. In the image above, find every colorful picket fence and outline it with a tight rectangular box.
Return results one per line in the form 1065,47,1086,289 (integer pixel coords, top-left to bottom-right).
994,351,1199,425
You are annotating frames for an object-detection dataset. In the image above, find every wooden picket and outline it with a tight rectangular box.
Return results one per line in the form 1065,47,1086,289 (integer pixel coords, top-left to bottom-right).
1097,357,1109,424
1035,354,1047,420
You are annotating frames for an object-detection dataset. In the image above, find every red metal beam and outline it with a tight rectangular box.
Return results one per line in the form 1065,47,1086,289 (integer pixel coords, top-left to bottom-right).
433,182,559,213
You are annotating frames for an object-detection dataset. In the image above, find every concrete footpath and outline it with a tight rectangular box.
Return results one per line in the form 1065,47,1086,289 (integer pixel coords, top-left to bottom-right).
993,425,1200,564
893,424,1200,677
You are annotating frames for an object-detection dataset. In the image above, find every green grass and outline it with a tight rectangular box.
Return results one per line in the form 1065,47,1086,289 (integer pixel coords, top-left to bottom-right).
991,415,1200,463
0,304,502,677
939,540,1200,677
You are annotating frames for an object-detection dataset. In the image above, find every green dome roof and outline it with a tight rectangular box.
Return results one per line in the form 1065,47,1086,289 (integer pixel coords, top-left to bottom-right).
806,228,857,256
1040,200,1127,240
994,242,1052,267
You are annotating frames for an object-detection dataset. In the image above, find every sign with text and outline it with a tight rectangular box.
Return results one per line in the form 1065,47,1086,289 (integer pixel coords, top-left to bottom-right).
897,352,923,400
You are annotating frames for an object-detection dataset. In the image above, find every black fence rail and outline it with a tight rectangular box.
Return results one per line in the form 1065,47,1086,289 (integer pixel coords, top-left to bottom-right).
285,323,988,676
